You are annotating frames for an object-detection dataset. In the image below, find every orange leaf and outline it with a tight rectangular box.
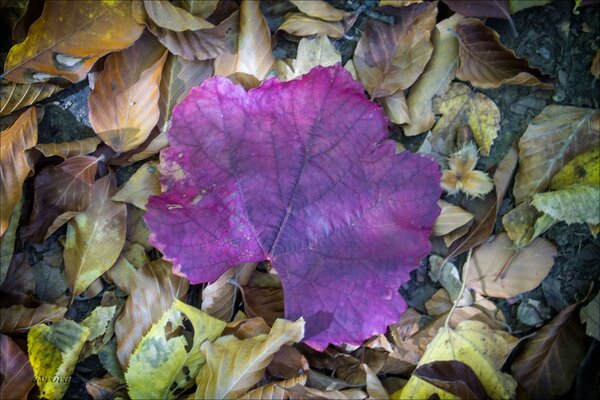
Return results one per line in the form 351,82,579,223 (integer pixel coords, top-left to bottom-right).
88,32,167,152
3,0,144,83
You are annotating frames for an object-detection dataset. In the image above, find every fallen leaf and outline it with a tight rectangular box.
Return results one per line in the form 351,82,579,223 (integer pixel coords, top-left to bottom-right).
508,0,553,13
0,334,34,400
0,80,62,116
276,34,341,81
502,200,551,247
173,0,219,18
28,320,90,400
353,2,437,98
86,376,126,400
513,105,599,203
442,0,511,18
34,137,101,159
114,259,188,369
144,0,213,31
126,206,153,251
380,90,410,125
214,0,273,85
194,318,305,399
103,242,148,293
125,300,226,398
145,66,442,350
0,107,37,236
580,294,599,340
0,303,66,333
592,49,600,79
278,13,345,38
290,0,349,21
238,375,307,400
362,363,389,399
88,32,167,152
3,0,143,83
224,317,272,339
0,199,22,285
464,232,557,298
21,156,98,242
511,303,586,399
429,255,472,306
112,161,160,210
79,305,117,360
0,253,34,297
287,385,367,399
268,345,310,379
404,14,463,136
432,82,500,156
63,174,126,297
413,360,487,400
532,184,600,225
549,147,600,190
433,200,474,236
244,286,285,326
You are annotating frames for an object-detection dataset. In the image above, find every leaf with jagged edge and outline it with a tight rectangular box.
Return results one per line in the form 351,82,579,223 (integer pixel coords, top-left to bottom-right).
194,318,305,399
0,80,62,116
28,320,90,400
532,184,600,225
125,300,226,399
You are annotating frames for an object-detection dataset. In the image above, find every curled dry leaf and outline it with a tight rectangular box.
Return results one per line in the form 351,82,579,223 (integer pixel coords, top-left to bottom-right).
63,174,127,298
238,375,307,400
3,0,143,83
353,1,437,98
456,18,553,89
464,232,557,298
278,13,345,38
511,303,586,399
0,80,62,116
115,260,188,369
433,200,474,236
0,334,34,400
112,161,160,210
34,137,101,159
290,0,349,21
21,156,98,242
362,363,389,399
0,107,37,236
512,105,599,203
88,32,167,153
404,14,463,136
201,267,237,321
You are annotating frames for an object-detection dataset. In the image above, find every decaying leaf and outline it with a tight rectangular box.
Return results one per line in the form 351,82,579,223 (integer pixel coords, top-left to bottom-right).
88,32,167,152
0,198,22,285
194,318,305,399
0,334,34,400
549,147,600,190
404,14,463,136
275,35,341,81
513,105,600,203
79,305,117,360
34,137,101,159
432,82,500,156
4,0,144,83
145,66,442,349
353,2,437,98
112,161,160,210
125,300,226,398
433,200,474,236
1,107,37,236
28,320,90,400
455,18,553,89
532,184,600,225
580,294,599,341
0,80,62,116
63,174,127,297
464,232,556,298
278,13,345,39
238,375,307,400
511,303,586,399
502,200,553,247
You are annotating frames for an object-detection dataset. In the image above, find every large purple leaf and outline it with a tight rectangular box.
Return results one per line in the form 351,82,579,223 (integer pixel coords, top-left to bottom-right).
145,65,441,349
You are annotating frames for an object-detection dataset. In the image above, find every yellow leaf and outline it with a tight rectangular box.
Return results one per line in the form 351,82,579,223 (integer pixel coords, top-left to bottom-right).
28,320,90,400
549,148,600,190
112,161,160,210
125,300,226,399
531,184,600,225
194,318,305,399
397,321,517,399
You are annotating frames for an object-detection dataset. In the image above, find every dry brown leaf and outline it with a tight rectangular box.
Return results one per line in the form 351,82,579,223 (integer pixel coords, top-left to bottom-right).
290,0,349,21
144,0,213,31
278,13,345,38
88,32,167,153
0,80,62,117
362,364,389,399
511,303,586,399
174,0,220,18
63,174,127,298
268,345,310,379
465,233,557,298
0,334,34,399
287,385,367,399
114,259,188,369
0,107,37,236
86,375,127,400
20,156,98,242
512,105,600,204
201,268,237,321
354,2,437,98
238,375,307,400
455,18,553,89
433,200,474,236
34,137,101,159
380,90,410,125
244,286,285,326
592,49,600,79
214,1,273,84
103,242,149,294
3,0,143,83
112,161,160,210
0,304,66,333
404,14,463,136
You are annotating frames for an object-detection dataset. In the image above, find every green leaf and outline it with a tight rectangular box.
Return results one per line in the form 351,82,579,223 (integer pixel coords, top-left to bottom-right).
531,184,600,225
80,305,117,359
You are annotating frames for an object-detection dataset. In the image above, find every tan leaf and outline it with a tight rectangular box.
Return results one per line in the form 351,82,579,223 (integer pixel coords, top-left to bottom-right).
532,184,600,225
174,0,220,18
0,334,34,400
278,13,345,38
362,363,389,399
287,385,367,399
0,199,22,285
238,375,307,400
244,286,285,326
194,318,305,399
88,32,167,152
124,129,169,164
114,259,188,369
512,105,599,203
455,18,553,89
34,137,101,159
201,268,237,321
268,345,310,379
21,156,99,242
380,90,410,125
511,303,586,399
63,174,127,298
353,2,437,98
592,49,600,79
214,1,273,84
112,161,160,210
0,304,67,333
3,0,144,83
277,34,341,81
0,107,37,236
404,14,463,136
433,200,474,236
464,233,557,298
291,0,349,21
144,0,213,31
0,80,62,116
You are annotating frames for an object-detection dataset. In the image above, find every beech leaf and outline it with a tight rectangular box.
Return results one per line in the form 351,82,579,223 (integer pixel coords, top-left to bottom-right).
290,0,349,21
0,80,62,116
112,160,161,210
275,35,341,82
145,66,442,349
34,137,101,160
238,375,307,400
0,303,66,334
0,334,34,399
278,13,345,39
531,184,600,225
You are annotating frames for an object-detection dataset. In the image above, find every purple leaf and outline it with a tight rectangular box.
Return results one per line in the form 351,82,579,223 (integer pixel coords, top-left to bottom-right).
145,65,441,349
